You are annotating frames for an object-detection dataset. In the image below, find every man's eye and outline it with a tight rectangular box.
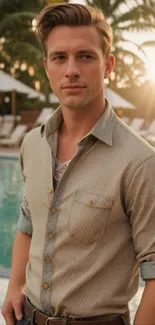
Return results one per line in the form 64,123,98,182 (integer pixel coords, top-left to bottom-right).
80,54,93,59
53,56,65,61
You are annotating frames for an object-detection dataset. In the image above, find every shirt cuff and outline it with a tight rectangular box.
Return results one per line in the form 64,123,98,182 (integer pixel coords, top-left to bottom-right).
140,261,155,280
17,205,33,235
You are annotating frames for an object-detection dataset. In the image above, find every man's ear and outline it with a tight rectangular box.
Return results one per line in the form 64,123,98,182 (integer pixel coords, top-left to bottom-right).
43,57,49,79
104,54,115,79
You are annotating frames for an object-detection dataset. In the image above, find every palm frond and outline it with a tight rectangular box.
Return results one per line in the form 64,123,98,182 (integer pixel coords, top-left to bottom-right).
86,0,113,16
118,37,148,59
113,5,155,26
110,0,128,14
0,12,36,35
117,22,155,32
113,47,146,65
3,41,42,64
141,40,155,47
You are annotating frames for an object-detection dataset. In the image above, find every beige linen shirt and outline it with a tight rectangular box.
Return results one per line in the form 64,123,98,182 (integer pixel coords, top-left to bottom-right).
18,101,155,318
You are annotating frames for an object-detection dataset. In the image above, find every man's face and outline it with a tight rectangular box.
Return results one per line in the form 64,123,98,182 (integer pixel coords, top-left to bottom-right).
44,25,114,110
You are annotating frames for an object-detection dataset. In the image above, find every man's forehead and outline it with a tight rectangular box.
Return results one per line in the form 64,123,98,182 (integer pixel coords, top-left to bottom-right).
48,43,97,53
46,26,101,54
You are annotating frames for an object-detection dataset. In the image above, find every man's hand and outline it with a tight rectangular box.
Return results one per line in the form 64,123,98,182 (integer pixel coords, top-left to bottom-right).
2,287,25,325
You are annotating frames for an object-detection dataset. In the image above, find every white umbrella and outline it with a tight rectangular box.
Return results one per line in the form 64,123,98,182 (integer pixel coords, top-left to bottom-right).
48,87,135,110
0,70,45,115
105,87,135,109
0,70,44,99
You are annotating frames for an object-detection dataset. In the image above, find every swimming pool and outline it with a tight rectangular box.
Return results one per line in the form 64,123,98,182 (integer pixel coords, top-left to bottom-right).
0,157,23,271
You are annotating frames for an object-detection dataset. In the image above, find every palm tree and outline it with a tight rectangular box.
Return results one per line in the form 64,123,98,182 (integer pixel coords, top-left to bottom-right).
0,0,68,97
0,0,43,89
86,0,155,88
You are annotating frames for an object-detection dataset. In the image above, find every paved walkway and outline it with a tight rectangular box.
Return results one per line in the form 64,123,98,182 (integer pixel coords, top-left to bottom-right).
0,278,143,325
0,148,20,156
0,278,9,325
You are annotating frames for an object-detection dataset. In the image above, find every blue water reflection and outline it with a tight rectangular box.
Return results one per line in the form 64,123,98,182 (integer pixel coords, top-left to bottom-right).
0,157,23,268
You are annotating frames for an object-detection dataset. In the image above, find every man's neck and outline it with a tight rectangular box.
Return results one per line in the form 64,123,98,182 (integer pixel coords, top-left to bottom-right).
59,98,106,141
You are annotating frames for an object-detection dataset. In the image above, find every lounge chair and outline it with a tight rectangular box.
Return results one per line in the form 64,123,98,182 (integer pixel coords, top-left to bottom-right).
0,124,27,147
0,115,15,138
138,120,155,138
35,108,54,125
142,120,155,146
129,118,144,133
121,117,130,125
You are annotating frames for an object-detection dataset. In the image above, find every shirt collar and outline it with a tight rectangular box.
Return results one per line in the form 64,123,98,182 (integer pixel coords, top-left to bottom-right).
88,100,116,146
41,100,116,146
41,105,62,138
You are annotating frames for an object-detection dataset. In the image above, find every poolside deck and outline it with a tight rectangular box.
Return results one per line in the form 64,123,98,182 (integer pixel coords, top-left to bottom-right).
0,278,9,325
0,147,20,157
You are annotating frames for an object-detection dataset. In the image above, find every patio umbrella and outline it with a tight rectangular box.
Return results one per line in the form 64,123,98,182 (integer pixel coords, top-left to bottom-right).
105,88,135,110
48,87,135,110
0,70,45,116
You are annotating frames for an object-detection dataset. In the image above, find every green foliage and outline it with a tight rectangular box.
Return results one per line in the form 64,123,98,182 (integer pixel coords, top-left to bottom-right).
0,0,49,96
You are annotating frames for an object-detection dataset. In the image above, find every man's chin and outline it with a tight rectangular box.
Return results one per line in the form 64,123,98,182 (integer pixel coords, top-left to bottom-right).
61,99,84,110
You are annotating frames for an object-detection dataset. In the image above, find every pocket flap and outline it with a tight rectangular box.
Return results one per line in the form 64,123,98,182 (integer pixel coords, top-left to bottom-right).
75,190,114,209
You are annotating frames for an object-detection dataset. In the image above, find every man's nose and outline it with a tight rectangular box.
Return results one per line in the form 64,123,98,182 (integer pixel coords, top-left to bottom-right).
65,58,80,79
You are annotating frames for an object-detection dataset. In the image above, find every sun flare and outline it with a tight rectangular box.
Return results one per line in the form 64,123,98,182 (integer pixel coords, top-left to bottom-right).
145,50,155,83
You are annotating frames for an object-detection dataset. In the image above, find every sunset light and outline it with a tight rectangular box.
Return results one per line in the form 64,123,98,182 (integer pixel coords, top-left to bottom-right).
145,50,155,83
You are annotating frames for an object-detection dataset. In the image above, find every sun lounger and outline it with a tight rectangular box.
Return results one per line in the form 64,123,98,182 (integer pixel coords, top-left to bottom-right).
144,135,155,146
138,120,155,138
143,120,155,146
35,108,54,125
121,117,130,125
129,118,144,132
0,115,15,138
0,125,27,147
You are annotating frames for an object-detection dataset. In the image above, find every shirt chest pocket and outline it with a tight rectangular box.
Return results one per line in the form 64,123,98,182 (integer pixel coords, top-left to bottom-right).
68,190,114,244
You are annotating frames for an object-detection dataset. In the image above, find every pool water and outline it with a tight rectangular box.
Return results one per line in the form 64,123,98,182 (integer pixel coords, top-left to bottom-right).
0,157,23,269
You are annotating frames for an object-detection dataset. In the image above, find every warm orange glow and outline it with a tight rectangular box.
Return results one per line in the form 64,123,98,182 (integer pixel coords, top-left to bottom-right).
145,49,155,83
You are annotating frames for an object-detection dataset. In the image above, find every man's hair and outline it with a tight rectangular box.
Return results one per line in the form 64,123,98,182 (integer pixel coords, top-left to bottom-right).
36,3,113,58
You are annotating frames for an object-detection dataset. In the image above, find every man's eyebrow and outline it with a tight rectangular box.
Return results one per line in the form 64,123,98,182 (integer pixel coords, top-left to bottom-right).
49,51,66,58
49,49,97,58
77,49,97,55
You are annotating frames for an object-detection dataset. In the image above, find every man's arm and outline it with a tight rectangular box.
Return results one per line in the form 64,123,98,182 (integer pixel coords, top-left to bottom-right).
125,155,155,324
2,231,31,325
134,279,155,325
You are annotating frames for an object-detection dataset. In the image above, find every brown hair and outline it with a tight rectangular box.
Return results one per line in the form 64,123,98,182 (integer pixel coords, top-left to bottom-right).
36,3,113,58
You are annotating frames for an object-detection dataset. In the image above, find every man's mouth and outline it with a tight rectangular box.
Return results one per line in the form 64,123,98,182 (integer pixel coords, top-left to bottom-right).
62,84,86,89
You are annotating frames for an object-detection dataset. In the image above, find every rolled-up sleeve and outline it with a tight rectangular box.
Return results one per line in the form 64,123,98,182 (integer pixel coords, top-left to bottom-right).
126,155,155,280
17,197,33,235
140,261,155,280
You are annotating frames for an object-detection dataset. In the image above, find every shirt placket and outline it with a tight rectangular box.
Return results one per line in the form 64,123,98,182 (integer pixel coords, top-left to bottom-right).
40,137,93,314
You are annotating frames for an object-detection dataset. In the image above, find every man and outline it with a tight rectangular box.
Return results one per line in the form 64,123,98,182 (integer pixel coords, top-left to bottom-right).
2,3,155,325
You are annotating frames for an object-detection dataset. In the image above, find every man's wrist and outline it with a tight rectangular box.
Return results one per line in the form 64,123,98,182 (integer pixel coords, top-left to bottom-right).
8,279,25,292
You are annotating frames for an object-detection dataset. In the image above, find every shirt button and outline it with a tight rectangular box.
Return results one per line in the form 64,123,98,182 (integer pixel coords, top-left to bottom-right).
88,200,94,207
43,283,49,290
51,207,57,214
45,256,51,263
48,233,54,240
